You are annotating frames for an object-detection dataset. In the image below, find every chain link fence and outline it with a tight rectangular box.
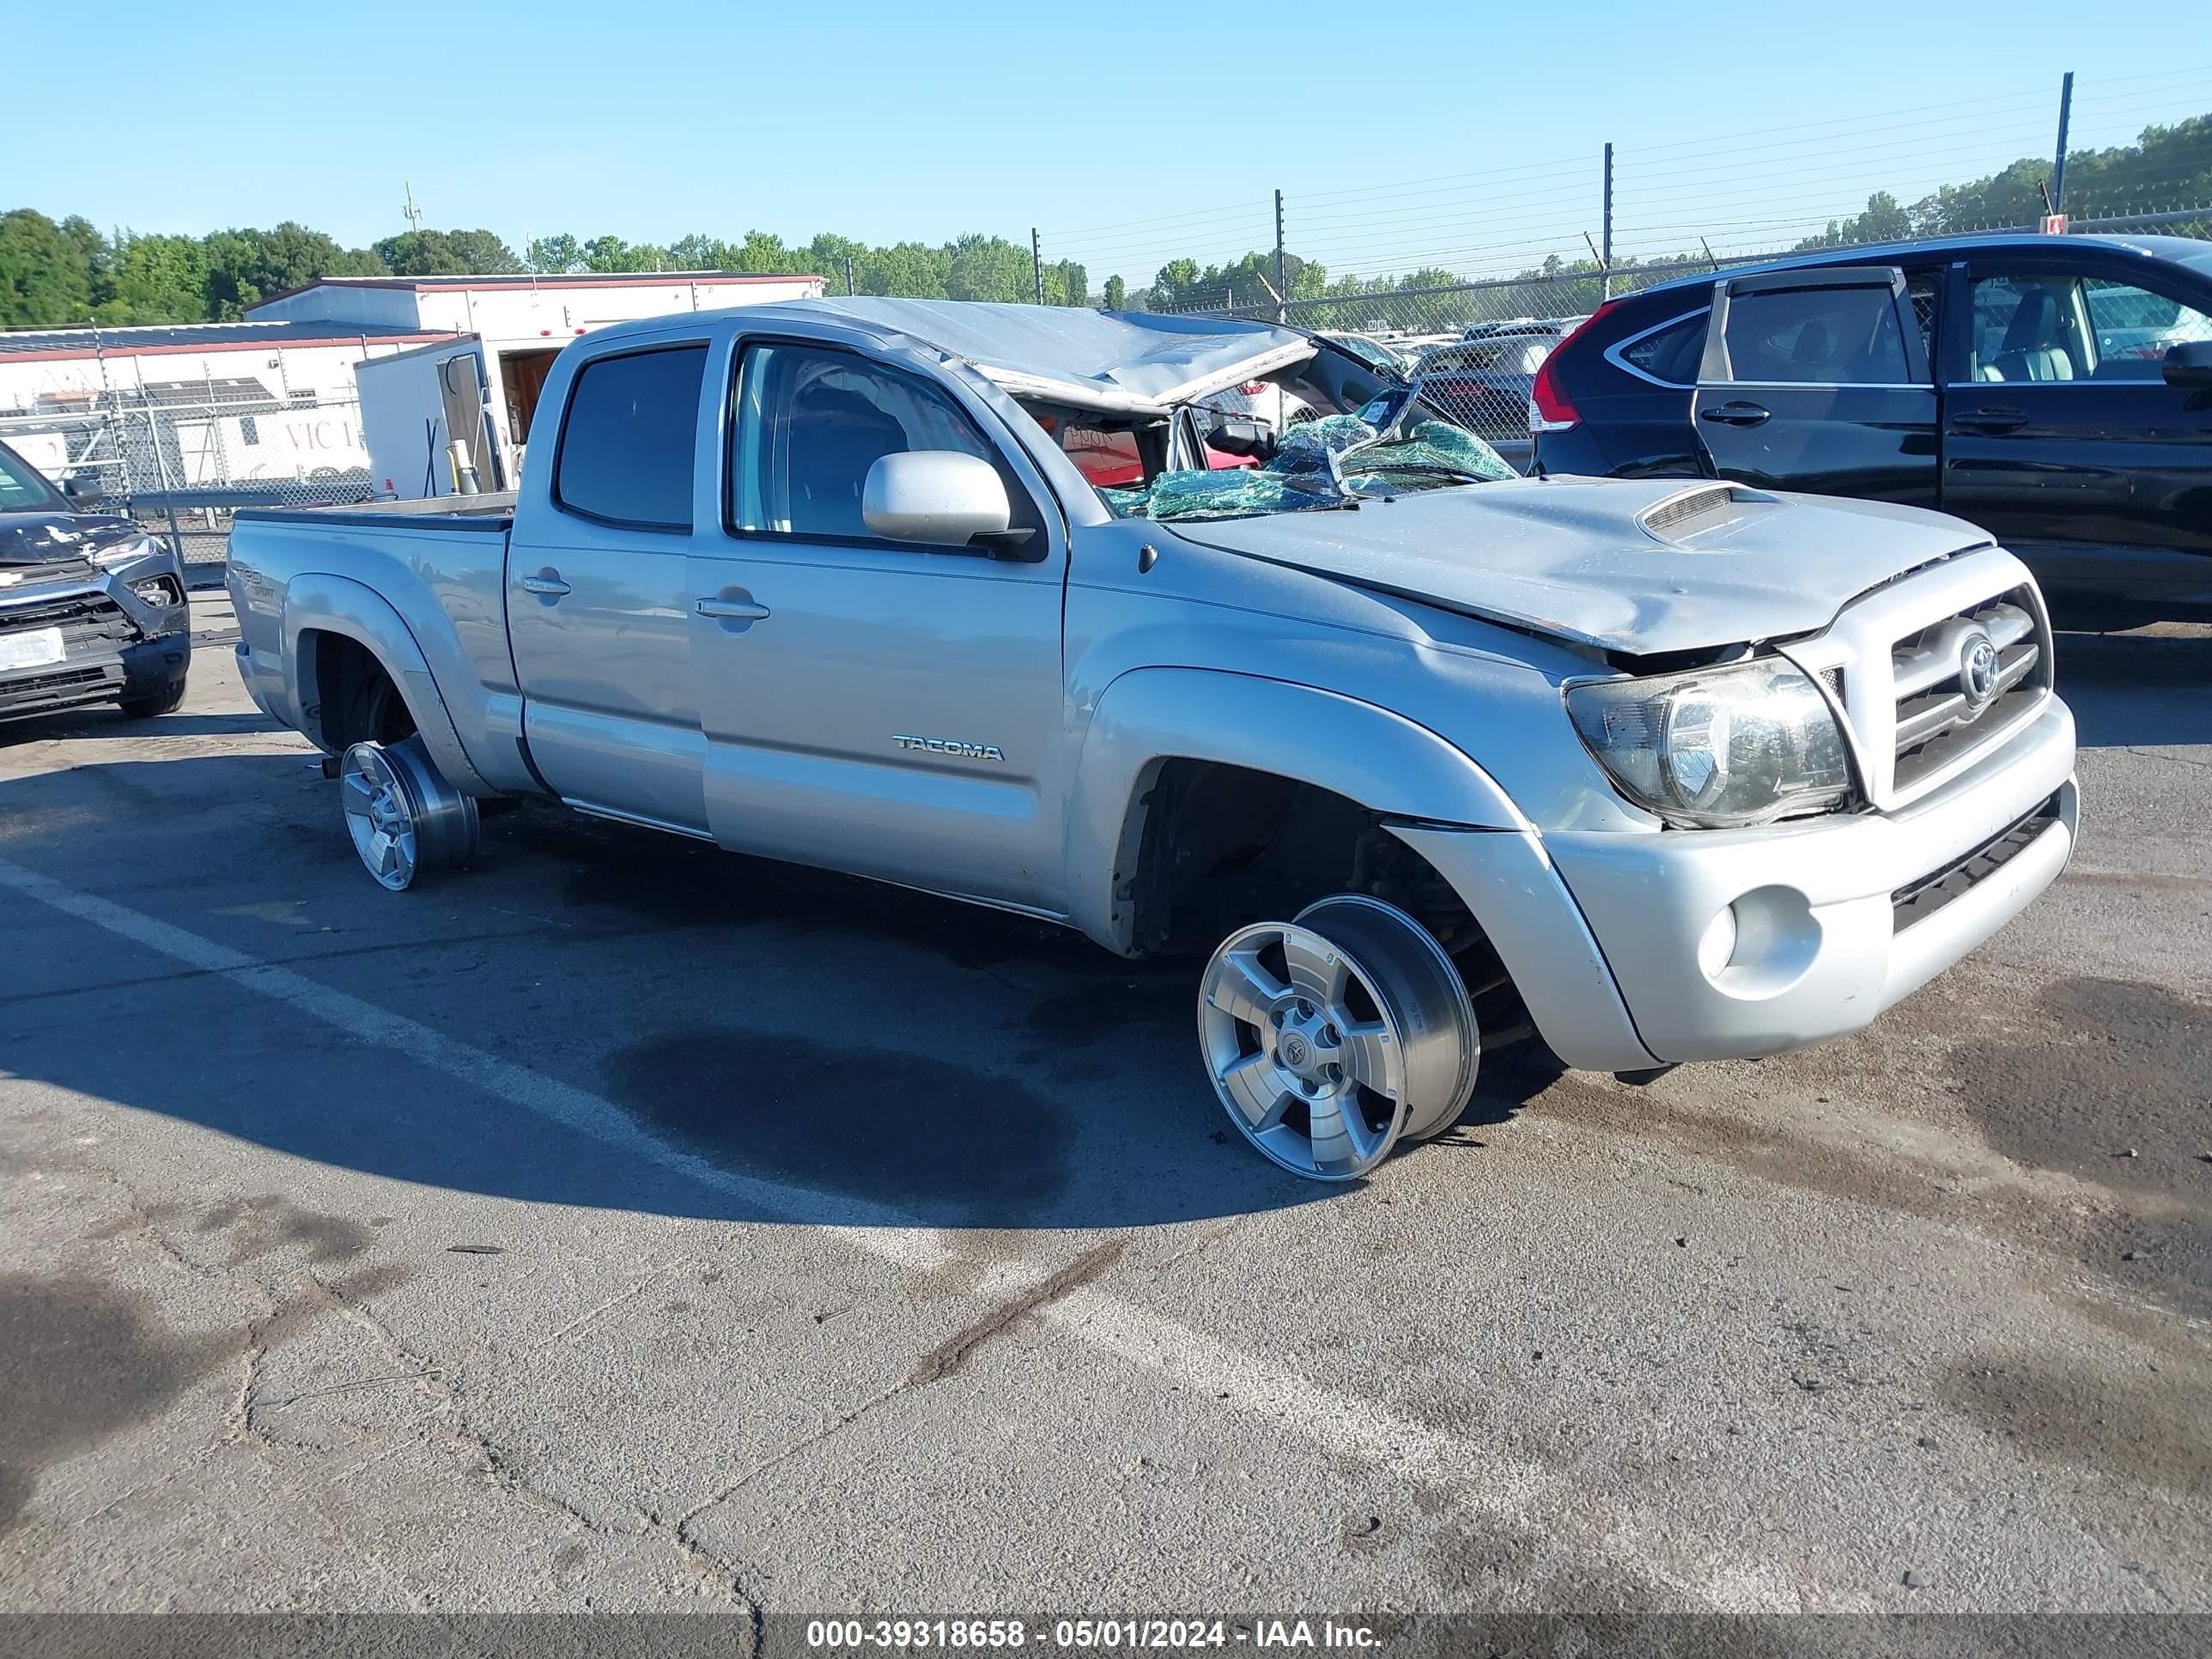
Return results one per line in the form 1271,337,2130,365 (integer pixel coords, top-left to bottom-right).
0,388,372,586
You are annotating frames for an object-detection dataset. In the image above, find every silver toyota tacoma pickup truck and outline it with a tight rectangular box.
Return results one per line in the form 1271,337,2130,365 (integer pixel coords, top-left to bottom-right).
228,299,2079,1181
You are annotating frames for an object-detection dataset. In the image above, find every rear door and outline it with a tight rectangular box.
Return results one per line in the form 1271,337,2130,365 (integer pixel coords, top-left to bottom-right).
1940,250,2212,609
1692,265,1938,507
506,339,714,833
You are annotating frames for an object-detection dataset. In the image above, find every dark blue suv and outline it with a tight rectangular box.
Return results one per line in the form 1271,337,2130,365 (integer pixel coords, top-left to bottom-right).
1529,233,2212,623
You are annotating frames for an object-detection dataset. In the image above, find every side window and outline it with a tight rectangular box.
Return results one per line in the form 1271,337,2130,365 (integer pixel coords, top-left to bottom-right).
2081,276,2212,380
554,344,708,530
1966,275,2091,384
1618,310,1709,386
730,343,1038,545
1721,285,1912,385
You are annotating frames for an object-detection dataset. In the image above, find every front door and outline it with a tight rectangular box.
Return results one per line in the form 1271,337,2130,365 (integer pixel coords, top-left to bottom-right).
687,340,1069,909
1942,255,2212,610
1692,264,1939,507
507,340,713,832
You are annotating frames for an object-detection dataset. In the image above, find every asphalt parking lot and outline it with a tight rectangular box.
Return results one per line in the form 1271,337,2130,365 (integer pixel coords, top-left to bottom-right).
2,590,2209,1620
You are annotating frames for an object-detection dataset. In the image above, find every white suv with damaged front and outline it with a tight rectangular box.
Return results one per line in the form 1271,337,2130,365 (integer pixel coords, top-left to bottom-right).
225,300,2078,1181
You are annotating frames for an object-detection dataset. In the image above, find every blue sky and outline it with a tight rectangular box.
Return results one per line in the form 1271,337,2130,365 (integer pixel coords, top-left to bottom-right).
11,2,2210,285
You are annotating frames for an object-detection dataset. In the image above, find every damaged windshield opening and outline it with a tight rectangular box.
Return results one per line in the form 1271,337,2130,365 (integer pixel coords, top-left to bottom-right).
1021,366,1516,524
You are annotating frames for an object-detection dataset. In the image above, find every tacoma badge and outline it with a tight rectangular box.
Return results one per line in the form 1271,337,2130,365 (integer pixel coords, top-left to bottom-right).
893,734,1006,762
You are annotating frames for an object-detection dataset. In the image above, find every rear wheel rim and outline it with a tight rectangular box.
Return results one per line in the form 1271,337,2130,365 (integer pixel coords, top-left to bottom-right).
341,743,419,891
1197,921,1412,1181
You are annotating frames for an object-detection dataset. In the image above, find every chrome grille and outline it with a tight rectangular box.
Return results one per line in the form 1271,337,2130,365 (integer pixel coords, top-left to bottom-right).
1889,588,2045,793
0,593,140,658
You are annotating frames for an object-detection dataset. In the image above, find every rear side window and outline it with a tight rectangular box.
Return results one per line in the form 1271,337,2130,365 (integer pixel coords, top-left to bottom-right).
554,344,708,530
1617,311,1708,386
1722,286,1911,385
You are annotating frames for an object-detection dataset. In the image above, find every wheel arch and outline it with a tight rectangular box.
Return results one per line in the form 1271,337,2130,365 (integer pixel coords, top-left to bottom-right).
1063,666,1528,954
283,574,492,796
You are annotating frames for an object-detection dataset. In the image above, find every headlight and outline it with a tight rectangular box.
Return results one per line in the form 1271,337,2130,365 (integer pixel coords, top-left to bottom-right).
89,534,163,568
1565,657,1854,828
131,575,182,607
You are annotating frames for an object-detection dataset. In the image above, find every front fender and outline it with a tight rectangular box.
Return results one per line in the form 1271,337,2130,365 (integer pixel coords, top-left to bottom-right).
1063,666,1527,951
283,574,491,796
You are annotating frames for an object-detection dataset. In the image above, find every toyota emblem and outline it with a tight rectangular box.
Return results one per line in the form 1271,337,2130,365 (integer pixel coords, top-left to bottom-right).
1958,630,2001,714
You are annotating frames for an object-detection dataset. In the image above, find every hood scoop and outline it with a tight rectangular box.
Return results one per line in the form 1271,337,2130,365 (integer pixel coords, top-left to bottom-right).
1636,483,1784,544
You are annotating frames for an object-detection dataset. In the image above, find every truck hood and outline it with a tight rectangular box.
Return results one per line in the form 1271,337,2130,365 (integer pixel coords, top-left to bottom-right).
1165,477,1990,656
0,510,138,569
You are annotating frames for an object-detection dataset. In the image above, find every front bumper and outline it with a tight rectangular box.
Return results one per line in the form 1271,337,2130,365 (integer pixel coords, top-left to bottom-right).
1546,696,2076,1064
0,560,191,721
1395,695,2077,1070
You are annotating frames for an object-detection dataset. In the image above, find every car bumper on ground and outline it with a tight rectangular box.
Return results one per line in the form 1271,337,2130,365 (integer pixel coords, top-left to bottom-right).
1396,696,2077,1071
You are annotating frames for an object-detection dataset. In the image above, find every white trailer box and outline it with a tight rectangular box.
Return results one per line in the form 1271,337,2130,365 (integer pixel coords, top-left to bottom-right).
356,337,504,500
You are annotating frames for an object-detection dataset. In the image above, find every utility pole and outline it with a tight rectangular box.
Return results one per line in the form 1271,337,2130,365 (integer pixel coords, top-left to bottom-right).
1031,228,1045,305
401,183,424,232
846,253,855,296
2051,71,2075,219
1273,189,1286,320
1601,143,1614,301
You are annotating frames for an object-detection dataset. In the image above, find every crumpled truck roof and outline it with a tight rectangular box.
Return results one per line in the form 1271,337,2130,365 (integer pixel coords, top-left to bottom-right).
749,298,1319,417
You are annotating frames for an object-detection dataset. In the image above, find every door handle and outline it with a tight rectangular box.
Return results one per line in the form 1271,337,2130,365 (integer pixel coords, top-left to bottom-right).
695,597,771,622
1698,402,1771,428
519,572,570,598
1954,405,2027,434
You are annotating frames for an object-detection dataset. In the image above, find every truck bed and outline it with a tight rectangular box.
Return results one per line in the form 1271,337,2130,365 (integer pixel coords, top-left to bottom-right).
233,491,516,532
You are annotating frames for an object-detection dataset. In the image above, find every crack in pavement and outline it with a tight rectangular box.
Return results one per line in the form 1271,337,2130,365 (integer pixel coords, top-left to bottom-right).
2121,745,2212,772
63,1160,760,1611
669,1240,1133,1579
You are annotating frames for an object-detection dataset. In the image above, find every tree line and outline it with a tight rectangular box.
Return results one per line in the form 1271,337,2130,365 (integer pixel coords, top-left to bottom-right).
0,217,1092,330
3,113,2203,333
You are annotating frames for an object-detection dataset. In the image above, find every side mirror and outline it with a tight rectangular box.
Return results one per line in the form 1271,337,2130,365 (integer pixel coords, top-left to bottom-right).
61,472,103,509
863,451,1026,552
2162,340,2212,388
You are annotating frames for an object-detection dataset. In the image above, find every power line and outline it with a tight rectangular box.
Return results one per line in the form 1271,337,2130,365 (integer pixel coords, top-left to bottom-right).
1626,82,2068,155
1296,155,1592,205
1041,198,1277,240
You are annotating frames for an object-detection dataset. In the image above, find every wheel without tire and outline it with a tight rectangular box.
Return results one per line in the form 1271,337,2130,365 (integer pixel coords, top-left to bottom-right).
339,735,479,892
1295,894,1479,1143
1196,896,1477,1180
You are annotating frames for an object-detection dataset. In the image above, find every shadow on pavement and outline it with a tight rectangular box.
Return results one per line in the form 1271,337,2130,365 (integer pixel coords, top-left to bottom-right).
0,709,277,747
2053,627,2212,749
2,753,1554,1234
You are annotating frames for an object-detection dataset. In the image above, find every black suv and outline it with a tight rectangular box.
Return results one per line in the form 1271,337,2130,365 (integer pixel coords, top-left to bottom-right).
1,438,191,724
1529,233,2212,622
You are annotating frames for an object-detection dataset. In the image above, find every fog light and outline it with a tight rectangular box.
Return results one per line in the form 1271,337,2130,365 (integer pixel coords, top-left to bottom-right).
131,576,180,606
1697,905,1739,979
